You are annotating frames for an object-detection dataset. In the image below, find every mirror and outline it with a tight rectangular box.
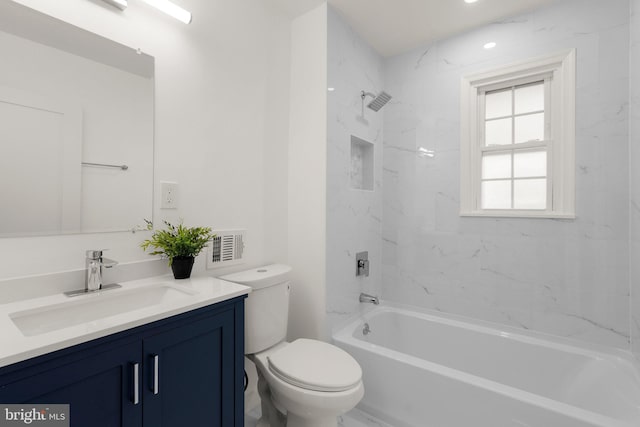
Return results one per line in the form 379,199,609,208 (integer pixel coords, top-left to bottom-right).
0,2,154,237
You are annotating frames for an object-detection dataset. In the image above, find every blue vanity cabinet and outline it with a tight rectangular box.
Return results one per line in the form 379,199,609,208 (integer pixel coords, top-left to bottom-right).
0,296,245,427
142,307,236,427
0,341,142,427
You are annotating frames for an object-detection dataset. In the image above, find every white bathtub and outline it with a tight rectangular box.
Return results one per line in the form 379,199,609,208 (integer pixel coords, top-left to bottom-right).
333,306,640,427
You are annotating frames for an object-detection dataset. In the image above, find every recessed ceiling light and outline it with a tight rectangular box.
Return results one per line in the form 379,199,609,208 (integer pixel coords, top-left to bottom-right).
464,0,479,3
484,42,497,49
328,87,335,92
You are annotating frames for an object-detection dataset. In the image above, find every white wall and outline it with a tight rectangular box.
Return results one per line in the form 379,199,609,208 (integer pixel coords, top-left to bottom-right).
630,0,640,359
262,14,292,267
0,0,291,286
326,6,384,334
382,0,631,349
287,3,328,341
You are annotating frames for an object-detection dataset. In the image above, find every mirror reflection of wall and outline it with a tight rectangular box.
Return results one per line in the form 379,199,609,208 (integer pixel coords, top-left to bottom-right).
0,2,154,237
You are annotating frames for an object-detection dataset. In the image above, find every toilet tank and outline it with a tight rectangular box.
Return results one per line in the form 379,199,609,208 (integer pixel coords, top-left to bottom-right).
219,264,292,354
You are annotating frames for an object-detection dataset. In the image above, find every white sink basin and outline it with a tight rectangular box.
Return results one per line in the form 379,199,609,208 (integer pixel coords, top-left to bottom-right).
10,284,199,337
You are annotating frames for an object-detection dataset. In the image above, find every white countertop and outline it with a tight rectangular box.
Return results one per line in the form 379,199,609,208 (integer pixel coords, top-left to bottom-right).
0,275,250,368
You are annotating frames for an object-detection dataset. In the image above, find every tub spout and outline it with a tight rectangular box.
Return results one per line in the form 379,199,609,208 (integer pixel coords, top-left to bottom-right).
359,293,379,305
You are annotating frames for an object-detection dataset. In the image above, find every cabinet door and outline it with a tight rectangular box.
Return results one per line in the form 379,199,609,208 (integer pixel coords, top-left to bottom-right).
0,342,142,427
142,309,235,427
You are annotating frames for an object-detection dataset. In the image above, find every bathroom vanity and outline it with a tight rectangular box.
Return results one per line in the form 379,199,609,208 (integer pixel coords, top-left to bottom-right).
0,276,249,427
0,4,249,424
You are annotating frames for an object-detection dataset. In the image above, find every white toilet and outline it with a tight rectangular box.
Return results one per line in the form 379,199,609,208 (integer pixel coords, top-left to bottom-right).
221,264,364,427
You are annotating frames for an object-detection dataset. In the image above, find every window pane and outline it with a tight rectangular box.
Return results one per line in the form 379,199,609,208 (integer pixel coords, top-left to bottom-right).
482,180,511,209
514,179,546,209
482,153,511,179
514,113,544,143
514,150,546,178
515,82,544,114
485,118,512,146
485,89,511,119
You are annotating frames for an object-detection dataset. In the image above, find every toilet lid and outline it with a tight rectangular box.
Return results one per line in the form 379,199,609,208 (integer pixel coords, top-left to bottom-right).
267,339,362,392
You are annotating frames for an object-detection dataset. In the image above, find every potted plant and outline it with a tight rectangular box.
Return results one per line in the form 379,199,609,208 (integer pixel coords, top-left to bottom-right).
140,220,215,279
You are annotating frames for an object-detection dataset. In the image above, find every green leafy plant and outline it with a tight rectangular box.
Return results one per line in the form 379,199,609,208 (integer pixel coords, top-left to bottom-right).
140,219,215,265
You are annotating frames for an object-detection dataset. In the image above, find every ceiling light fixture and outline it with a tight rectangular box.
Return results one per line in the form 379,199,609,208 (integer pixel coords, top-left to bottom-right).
464,0,479,4
141,0,192,24
102,0,128,10
484,42,497,49
101,0,191,24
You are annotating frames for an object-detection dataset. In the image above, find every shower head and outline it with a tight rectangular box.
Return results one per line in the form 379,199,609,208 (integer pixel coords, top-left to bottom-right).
361,90,392,112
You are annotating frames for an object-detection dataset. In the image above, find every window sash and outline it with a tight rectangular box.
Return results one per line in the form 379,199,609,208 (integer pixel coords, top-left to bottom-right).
480,147,549,210
476,76,552,212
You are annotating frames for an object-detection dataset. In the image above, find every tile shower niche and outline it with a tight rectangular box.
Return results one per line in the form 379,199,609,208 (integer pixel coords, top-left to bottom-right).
350,135,374,191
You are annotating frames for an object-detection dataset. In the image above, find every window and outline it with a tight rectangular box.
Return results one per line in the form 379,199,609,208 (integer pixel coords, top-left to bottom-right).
460,50,576,218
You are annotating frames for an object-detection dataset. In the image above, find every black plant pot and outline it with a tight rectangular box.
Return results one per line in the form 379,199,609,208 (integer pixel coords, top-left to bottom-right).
171,256,195,279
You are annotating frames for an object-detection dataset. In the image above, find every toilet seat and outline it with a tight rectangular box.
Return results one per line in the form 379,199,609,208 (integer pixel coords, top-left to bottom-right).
267,338,362,392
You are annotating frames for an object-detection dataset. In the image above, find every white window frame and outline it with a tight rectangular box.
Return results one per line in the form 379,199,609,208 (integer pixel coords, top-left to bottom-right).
460,49,576,219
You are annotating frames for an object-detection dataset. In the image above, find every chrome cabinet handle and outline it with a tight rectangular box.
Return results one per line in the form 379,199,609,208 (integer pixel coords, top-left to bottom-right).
152,354,159,395
132,363,140,405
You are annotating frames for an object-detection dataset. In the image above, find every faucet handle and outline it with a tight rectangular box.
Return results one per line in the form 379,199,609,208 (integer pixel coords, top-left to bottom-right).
101,258,118,268
86,249,108,260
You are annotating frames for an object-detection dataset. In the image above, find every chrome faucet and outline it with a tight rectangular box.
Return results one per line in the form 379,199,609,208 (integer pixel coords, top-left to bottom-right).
359,292,379,305
65,250,121,297
85,250,118,291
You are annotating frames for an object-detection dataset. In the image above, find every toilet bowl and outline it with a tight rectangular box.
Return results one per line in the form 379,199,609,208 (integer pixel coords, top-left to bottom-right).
220,265,364,427
251,340,364,427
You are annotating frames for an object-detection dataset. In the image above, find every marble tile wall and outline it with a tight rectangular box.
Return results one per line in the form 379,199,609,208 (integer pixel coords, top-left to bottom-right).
631,0,640,359
326,6,384,334
382,0,631,349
